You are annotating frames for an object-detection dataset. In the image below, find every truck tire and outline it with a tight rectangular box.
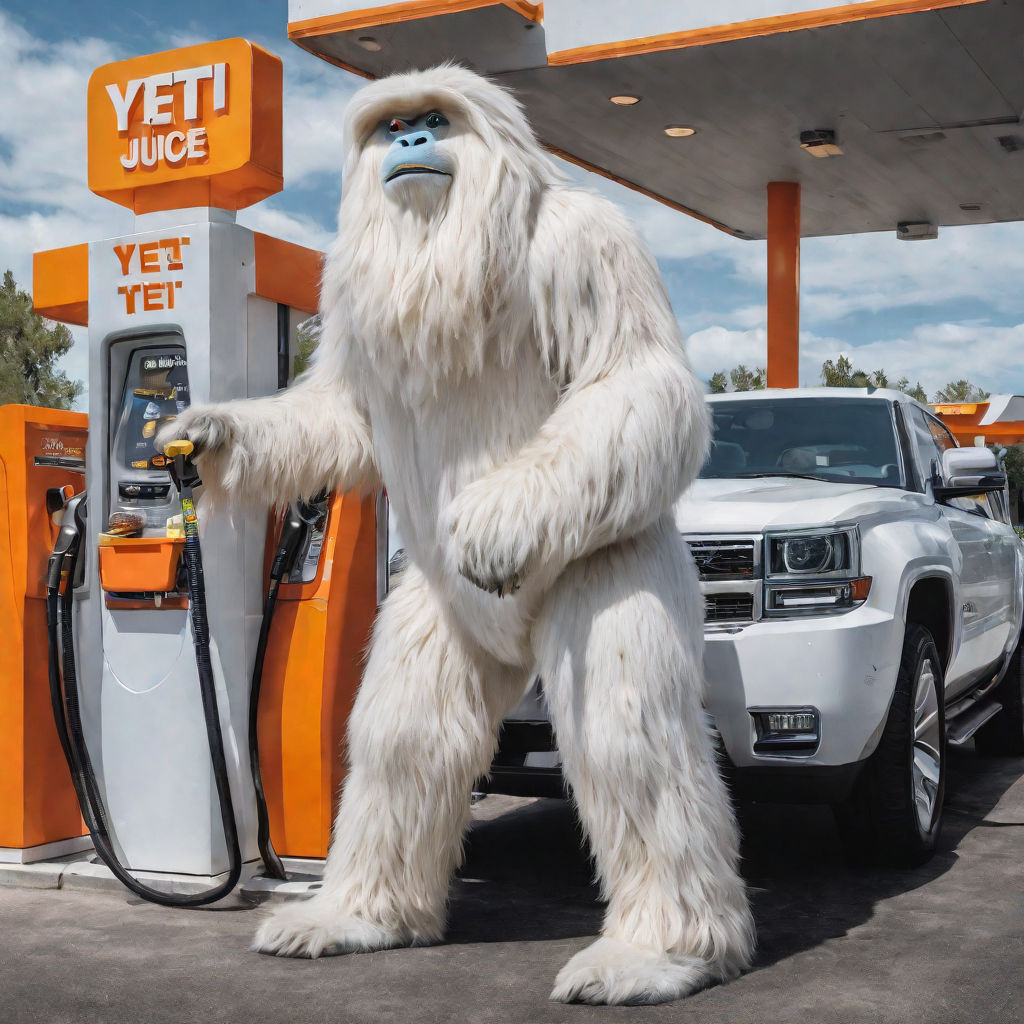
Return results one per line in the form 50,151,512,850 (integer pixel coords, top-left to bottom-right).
834,623,946,867
974,634,1024,756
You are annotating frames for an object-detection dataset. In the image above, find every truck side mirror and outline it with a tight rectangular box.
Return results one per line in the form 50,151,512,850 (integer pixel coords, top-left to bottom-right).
934,447,1006,499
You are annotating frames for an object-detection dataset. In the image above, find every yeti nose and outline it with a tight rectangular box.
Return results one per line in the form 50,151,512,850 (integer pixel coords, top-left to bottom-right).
399,133,431,148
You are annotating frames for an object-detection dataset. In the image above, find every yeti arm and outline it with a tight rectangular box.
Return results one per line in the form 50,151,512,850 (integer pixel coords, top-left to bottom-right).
450,189,709,594
157,363,378,507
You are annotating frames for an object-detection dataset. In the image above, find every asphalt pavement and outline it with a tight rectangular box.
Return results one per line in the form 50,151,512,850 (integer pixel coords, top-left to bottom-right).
2,744,1022,1024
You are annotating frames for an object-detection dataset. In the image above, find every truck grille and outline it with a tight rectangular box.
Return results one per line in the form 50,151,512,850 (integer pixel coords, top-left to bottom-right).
705,594,755,622
687,539,757,580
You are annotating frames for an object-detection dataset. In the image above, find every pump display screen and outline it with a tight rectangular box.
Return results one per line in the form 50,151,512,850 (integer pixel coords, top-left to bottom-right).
110,340,191,530
117,350,190,470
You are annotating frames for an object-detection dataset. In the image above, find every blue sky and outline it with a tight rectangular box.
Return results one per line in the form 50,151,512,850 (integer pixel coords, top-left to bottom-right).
4,1,1024,405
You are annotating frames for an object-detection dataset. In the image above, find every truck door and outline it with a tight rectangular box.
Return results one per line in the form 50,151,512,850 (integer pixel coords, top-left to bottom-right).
908,408,1005,694
976,464,1021,657
913,403,1015,692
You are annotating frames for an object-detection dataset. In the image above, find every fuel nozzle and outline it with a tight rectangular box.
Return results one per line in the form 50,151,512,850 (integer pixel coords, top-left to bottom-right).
270,507,309,582
271,491,328,582
163,439,201,492
46,492,87,593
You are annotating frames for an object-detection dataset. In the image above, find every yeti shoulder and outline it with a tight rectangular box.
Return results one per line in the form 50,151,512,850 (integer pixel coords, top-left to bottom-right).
533,186,647,263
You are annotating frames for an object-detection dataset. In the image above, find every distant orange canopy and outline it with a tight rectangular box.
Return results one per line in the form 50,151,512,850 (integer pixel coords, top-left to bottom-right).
933,400,1024,446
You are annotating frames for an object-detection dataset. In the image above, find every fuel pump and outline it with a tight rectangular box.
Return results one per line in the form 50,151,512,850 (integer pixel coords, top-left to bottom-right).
253,491,381,867
0,406,90,863
46,438,252,904
28,37,381,903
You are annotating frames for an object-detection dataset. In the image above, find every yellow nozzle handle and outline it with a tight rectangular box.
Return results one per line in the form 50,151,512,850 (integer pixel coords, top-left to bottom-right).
163,439,195,459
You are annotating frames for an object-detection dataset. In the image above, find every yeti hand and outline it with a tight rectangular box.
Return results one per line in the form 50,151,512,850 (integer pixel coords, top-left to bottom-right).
154,404,234,463
448,473,542,596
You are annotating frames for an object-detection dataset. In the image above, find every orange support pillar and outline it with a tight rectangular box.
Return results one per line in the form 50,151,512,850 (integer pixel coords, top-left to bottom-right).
766,182,801,388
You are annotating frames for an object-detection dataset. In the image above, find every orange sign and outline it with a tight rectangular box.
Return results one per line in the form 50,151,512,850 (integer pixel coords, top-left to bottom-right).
87,38,283,214
113,236,190,314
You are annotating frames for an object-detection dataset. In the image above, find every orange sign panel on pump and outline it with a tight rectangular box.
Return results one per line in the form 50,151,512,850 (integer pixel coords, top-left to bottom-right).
87,38,283,214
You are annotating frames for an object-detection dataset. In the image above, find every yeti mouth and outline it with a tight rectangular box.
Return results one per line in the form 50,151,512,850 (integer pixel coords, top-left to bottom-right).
385,164,451,183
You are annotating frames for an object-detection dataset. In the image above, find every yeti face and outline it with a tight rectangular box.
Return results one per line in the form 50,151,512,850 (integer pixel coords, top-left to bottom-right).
380,111,455,212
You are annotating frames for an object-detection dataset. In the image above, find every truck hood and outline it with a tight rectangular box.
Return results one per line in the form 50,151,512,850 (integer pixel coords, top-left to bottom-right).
676,476,916,533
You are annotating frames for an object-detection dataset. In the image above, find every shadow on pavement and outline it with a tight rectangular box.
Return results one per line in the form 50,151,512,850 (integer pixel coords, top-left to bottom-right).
449,797,602,944
743,745,1024,974
448,744,1024,972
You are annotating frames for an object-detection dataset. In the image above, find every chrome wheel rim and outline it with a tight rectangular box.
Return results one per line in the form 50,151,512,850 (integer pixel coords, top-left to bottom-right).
912,659,942,833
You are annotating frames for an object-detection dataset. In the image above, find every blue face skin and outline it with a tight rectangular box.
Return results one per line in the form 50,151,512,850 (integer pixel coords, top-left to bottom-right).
380,112,453,187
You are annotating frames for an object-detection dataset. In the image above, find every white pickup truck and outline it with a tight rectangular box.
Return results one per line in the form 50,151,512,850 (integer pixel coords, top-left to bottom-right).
487,388,1024,867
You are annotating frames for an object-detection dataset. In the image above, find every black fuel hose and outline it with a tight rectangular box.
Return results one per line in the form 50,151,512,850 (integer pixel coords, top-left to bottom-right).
47,466,243,907
249,573,287,881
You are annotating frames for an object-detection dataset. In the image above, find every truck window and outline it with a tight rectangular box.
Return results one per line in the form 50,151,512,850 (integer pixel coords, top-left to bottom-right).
908,406,947,483
701,398,904,488
909,406,992,518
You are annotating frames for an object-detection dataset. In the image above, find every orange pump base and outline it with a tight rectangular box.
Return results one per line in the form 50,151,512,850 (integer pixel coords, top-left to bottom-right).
0,405,89,851
258,493,378,860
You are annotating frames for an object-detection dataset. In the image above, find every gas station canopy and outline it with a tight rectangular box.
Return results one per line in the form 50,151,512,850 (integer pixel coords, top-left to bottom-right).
288,0,1024,240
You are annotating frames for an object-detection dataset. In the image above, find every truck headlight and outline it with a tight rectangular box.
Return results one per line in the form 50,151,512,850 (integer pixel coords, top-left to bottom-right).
763,526,868,616
766,526,858,578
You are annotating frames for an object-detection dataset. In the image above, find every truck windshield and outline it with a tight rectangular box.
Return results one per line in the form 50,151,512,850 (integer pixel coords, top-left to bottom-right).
701,397,904,488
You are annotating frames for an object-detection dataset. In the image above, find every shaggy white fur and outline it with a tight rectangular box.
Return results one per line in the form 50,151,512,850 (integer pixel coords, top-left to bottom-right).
160,65,754,1005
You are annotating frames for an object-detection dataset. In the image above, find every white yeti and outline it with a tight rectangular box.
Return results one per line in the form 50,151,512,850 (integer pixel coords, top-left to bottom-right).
163,66,754,1005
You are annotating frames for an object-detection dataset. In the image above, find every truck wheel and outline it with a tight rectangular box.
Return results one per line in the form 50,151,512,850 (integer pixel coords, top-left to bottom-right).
974,634,1024,756
834,623,945,867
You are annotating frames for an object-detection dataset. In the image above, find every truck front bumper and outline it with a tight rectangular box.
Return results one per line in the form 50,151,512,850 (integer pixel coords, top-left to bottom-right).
705,603,903,793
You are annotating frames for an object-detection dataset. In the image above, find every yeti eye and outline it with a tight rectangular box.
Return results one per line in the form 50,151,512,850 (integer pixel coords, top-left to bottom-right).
424,112,448,129
387,119,405,134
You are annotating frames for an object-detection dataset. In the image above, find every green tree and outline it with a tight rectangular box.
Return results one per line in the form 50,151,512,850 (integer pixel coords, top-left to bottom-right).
292,315,321,378
1,270,82,409
992,444,1024,492
894,377,928,403
820,356,927,401
707,363,766,393
820,354,884,389
933,379,989,403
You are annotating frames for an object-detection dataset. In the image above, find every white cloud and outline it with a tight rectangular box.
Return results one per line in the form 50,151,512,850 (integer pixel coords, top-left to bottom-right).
686,325,767,379
0,15,130,285
799,321,1024,398
0,13,133,410
800,223,1024,323
236,204,336,252
553,156,746,263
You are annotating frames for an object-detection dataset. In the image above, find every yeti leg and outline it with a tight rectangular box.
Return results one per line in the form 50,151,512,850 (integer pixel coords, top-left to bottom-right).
253,567,524,958
535,516,755,1005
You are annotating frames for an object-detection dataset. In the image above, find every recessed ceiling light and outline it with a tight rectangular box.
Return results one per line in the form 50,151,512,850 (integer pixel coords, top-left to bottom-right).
609,95,641,106
663,125,697,138
356,36,383,52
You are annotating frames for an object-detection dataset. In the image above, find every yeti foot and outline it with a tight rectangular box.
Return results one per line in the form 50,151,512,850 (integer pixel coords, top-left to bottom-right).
550,937,716,1006
252,899,403,959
